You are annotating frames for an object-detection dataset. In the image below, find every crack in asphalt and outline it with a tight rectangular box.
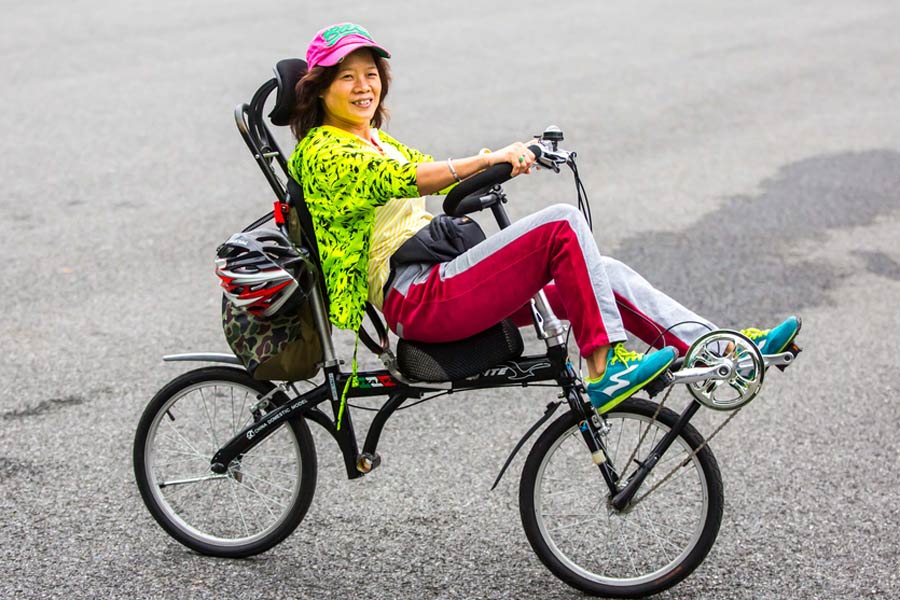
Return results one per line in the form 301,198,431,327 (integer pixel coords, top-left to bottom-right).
2,395,86,420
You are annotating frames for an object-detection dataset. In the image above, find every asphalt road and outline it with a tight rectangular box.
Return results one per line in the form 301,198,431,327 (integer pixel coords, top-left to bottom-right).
2,1,899,598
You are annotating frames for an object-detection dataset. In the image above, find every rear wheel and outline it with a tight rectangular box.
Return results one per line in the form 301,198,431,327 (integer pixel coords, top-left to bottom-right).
519,398,723,598
133,366,317,557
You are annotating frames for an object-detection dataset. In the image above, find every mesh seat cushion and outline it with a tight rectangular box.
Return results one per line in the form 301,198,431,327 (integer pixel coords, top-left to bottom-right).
397,319,524,382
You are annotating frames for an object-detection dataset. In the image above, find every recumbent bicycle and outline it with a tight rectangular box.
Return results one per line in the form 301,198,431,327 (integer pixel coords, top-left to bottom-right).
132,58,802,599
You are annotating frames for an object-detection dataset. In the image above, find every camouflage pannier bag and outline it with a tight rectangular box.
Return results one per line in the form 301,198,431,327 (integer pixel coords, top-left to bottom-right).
221,296,321,381
219,205,324,381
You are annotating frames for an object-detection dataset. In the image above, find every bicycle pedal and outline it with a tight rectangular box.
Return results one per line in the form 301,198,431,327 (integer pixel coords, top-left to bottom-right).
776,342,802,372
645,370,674,398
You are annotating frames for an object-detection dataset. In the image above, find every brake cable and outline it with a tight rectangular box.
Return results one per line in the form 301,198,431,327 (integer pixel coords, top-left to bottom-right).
567,155,593,231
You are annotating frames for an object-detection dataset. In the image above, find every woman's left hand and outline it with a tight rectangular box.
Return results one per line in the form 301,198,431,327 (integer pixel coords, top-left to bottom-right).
488,141,537,176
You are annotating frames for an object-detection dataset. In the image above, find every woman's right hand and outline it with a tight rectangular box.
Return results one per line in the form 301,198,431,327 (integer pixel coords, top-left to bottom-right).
487,141,537,176
415,140,535,196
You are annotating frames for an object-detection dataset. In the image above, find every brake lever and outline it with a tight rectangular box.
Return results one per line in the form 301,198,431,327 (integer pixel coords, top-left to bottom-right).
537,157,561,173
535,147,570,173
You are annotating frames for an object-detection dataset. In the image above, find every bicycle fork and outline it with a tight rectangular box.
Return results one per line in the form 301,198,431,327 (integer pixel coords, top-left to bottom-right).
571,381,703,512
558,362,625,500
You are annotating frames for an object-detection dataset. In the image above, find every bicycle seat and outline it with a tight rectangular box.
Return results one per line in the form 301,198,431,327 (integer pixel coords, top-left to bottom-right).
397,320,524,382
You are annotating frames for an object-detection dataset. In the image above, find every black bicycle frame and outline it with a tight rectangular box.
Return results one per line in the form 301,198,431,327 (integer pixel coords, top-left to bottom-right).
206,337,678,512
210,346,574,478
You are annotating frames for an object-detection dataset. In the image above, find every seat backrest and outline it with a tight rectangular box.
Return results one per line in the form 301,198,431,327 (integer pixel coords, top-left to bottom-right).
285,178,330,306
262,59,329,306
269,58,308,127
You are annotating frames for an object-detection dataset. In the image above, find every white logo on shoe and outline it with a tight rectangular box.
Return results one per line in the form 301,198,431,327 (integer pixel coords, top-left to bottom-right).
601,365,638,395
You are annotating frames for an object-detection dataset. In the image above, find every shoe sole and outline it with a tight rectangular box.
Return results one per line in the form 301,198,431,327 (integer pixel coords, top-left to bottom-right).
594,357,677,415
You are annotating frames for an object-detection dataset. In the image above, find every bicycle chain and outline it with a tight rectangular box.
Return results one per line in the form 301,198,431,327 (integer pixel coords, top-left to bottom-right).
611,388,743,509
618,387,671,478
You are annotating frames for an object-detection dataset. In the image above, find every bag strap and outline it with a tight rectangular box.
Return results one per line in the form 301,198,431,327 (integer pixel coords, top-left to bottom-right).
242,210,275,233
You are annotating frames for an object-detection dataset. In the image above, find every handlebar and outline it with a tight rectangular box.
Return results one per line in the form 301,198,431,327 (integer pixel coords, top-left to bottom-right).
443,144,544,217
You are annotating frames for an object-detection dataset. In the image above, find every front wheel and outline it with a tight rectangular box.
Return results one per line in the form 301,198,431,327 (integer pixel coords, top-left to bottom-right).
133,366,317,557
519,398,723,598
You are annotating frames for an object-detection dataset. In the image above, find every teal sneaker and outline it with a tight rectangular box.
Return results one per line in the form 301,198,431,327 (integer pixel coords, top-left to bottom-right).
586,343,678,414
740,316,802,355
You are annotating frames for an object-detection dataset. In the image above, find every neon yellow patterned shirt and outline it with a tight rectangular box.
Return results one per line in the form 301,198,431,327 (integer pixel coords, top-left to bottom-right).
288,126,437,330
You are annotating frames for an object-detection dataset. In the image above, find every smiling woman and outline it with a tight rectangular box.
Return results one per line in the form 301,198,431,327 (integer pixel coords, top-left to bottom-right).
285,22,801,415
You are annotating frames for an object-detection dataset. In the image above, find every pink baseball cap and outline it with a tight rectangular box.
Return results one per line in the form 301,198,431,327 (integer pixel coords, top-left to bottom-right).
306,23,391,70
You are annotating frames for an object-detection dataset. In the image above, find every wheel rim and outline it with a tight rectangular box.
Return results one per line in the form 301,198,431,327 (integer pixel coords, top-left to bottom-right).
533,410,709,587
144,380,303,547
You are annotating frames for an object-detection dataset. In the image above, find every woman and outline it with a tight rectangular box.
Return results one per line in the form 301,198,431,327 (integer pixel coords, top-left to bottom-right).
287,22,801,414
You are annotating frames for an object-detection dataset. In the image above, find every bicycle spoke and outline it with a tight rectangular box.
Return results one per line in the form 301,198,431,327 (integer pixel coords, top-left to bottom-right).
228,478,251,537
617,518,641,577
240,471,296,495
230,387,237,434
154,455,211,469
633,517,697,539
159,474,229,488
159,421,206,458
653,448,689,470
242,465,300,481
213,386,222,443
632,511,681,557
546,514,604,535
231,476,288,510
199,387,219,449
239,477,279,521
153,444,207,460
539,486,583,501
611,418,625,465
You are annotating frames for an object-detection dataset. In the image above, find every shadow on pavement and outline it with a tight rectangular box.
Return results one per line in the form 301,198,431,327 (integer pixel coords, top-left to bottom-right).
614,149,900,327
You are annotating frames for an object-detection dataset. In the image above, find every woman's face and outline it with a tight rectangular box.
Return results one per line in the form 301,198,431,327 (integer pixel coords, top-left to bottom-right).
321,49,382,134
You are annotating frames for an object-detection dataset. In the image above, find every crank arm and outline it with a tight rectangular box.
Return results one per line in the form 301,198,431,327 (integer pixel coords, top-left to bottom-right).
731,350,796,370
669,361,734,386
762,351,796,368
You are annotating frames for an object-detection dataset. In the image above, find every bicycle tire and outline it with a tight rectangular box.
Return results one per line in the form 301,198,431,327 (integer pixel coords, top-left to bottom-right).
133,366,317,557
519,397,723,598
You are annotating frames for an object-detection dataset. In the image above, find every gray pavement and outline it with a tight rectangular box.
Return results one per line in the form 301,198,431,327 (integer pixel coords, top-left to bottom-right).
2,1,899,598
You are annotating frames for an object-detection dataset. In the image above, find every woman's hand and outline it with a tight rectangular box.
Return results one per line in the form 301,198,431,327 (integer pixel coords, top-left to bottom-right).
487,141,537,176
415,140,535,196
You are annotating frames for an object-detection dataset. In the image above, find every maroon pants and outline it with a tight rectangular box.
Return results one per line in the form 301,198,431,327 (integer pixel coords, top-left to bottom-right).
381,204,713,357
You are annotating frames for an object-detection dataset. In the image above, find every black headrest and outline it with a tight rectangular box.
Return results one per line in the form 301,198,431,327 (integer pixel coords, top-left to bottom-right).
268,58,308,126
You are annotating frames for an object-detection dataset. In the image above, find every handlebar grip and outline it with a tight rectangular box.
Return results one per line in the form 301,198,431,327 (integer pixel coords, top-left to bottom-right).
443,144,543,217
453,193,492,215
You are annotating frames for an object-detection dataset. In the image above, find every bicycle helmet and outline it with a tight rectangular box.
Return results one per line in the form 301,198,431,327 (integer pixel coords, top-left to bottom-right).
215,229,316,317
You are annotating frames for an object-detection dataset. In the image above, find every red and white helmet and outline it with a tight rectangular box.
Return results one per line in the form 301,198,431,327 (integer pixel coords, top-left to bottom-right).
215,229,315,317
